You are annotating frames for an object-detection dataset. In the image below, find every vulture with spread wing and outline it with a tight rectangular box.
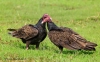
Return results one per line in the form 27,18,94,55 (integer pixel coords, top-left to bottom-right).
8,14,50,50
42,14,97,53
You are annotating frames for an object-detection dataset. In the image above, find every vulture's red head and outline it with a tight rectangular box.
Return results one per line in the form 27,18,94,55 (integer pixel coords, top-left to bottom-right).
41,14,52,24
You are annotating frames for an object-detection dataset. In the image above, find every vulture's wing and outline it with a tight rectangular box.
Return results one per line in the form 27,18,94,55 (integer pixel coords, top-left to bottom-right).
8,24,39,40
19,24,39,40
61,27,97,50
48,29,82,50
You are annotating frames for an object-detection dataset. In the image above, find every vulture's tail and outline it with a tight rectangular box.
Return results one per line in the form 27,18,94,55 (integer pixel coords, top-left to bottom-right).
7,28,16,31
84,42,97,51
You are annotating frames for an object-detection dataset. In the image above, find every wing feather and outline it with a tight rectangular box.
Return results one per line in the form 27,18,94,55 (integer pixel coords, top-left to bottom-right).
19,24,38,40
48,27,88,50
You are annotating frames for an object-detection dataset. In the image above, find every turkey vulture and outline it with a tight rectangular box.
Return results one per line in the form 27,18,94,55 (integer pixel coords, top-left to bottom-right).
42,14,97,53
8,14,50,50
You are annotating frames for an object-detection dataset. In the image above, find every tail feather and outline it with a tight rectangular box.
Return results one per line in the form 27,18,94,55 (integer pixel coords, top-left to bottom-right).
7,28,16,31
86,42,97,47
84,46,96,51
84,42,97,51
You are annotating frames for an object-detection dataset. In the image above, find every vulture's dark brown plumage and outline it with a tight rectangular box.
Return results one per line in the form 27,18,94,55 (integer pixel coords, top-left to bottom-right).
8,14,49,50
45,18,97,53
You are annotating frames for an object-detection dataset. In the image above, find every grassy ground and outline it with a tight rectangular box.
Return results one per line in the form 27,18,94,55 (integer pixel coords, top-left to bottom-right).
0,0,100,62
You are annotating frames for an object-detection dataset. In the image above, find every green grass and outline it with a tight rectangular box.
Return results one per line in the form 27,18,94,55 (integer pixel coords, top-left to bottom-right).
0,0,100,62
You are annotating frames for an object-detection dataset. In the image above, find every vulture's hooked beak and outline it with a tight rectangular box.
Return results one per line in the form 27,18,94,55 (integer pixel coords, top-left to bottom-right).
41,16,52,24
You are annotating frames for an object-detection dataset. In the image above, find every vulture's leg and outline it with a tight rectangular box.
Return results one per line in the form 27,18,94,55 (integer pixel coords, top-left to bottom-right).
26,41,31,50
36,42,40,50
58,46,63,53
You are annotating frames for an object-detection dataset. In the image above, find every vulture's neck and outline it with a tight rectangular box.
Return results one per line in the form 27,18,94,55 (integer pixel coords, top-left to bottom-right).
35,18,46,28
47,21,61,31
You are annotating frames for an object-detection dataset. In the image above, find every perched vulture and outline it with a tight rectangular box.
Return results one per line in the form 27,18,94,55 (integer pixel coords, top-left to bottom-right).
42,14,97,53
8,14,50,50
